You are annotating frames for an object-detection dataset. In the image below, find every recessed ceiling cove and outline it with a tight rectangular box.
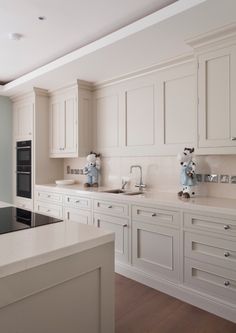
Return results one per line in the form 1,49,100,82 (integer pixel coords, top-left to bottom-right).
0,0,177,83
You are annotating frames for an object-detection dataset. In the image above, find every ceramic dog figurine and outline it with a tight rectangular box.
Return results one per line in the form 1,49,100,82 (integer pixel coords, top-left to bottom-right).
177,147,197,198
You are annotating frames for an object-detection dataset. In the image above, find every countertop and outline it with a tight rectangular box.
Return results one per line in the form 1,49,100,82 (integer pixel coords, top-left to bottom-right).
35,184,236,216
0,208,114,278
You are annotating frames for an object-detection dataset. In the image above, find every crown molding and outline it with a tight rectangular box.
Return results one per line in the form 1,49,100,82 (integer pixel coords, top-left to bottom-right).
186,22,236,51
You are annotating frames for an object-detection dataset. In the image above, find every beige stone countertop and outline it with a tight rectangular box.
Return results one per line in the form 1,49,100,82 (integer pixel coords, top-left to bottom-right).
35,184,236,216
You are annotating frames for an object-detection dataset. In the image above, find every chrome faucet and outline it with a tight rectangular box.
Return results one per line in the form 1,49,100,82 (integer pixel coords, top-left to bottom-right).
130,165,146,191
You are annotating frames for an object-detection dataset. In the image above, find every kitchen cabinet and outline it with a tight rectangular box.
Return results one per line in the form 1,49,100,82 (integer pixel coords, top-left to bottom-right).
13,99,33,140
49,81,92,158
198,45,236,149
65,207,92,225
94,213,129,263
132,207,179,281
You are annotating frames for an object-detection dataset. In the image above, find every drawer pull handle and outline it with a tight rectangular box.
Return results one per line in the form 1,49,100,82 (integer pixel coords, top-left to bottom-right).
224,225,230,230
224,281,230,287
75,200,80,203
47,209,51,212
47,195,51,198
122,224,128,227
108,205,112,209
224,252,230,258
231,137,236,141
97,219,100,227
151,213,157,217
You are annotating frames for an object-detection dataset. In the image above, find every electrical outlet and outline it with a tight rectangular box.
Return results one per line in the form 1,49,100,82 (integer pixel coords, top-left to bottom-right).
196,174,202,182
220,174,230,183
204,174,218,183
230,175,236,184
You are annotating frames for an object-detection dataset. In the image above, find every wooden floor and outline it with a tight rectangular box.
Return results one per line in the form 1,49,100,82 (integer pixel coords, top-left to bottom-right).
115,274,236,333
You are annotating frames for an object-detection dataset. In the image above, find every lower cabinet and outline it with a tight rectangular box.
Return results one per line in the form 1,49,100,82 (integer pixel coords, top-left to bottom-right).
94,213,129,263
132,220,179,282
34,201,63,218
64,207,92,225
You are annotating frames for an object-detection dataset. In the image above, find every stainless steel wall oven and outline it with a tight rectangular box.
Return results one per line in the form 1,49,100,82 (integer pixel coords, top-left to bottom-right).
16,140,32,199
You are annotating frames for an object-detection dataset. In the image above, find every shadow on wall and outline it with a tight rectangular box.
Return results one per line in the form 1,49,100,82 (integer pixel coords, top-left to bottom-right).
0,96,12,203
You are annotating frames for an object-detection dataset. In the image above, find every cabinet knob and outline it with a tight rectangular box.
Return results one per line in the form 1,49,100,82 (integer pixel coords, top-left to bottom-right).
151,213,157,217
224,281,230,287
224,252,230,258
231,137,236,141
224,225,230,230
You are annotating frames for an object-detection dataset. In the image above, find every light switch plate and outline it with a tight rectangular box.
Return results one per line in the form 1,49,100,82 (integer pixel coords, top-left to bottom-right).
220,174,230,183
204,174,218,183
230,175,236,184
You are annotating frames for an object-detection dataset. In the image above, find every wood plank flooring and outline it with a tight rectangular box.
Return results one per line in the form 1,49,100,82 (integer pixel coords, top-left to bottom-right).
115,274,236,333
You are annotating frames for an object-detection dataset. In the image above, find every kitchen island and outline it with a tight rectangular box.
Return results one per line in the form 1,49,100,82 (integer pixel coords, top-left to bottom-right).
0,202,115,333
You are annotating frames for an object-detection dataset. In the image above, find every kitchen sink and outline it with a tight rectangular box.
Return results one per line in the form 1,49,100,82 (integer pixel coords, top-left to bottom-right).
102,189,143,196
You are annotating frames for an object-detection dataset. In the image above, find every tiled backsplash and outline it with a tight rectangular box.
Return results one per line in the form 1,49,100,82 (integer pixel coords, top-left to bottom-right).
64,155,236,199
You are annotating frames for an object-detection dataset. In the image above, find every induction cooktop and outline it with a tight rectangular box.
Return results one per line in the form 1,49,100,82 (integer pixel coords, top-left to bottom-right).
0,207,63,235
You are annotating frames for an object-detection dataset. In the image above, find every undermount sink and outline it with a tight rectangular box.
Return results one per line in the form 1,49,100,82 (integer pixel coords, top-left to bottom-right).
102,189,143,196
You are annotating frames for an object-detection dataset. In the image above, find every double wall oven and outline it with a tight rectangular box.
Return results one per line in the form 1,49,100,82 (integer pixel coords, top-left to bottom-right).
16,140,32,199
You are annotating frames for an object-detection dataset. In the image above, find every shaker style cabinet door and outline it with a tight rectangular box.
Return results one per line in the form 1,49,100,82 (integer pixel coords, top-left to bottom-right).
49,92,78,158
13,101,33,140
198,45,236,148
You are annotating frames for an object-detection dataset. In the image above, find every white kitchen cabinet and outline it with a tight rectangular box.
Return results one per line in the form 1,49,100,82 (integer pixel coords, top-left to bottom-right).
157,61,196,154
64,207,92,225
34,201,63,218
132,220,179,282
49,81,92,158
94,213,129,263
198,45,236,149
13,99,33,140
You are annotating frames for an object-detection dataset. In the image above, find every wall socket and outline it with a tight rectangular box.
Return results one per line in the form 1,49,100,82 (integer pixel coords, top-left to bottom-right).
230,175,236,184
204,174,218,183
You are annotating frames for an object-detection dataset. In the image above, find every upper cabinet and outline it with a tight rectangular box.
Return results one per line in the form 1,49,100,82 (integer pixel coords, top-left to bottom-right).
93,58,196,156
13,98,33,140
187,24,236,154
49,81,92,158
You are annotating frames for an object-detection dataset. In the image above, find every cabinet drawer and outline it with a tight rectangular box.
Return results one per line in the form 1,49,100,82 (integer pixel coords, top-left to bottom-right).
132,205,179,227
185,232,236,271
184,213,236,236
15,198,33,211
64,207,91,225
35,190,63,204
184,258,236,305
132,221,179,282
64,195,91,209
34,201,63,219
94,213,129,263
94,199,128,217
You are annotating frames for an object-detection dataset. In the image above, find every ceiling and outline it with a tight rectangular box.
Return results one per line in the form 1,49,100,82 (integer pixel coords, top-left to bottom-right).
0,0,176,83
1,0,236,96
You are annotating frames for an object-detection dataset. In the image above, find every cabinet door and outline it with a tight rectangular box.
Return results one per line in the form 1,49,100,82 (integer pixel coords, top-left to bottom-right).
50,99,64,155
65,207,91,225
198,45,236,148
64,95,77,154
132,221,179,281
94,213,129,263
14,102,33,139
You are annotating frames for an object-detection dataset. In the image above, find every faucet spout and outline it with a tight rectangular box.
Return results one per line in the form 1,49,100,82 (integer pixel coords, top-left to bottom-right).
130,165,146,191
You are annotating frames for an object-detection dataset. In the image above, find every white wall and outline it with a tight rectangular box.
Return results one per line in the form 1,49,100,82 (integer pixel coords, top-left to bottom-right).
0,96,12,203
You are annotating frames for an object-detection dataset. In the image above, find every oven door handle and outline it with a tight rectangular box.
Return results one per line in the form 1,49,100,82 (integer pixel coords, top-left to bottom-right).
17,171,31,175
16,146,31,149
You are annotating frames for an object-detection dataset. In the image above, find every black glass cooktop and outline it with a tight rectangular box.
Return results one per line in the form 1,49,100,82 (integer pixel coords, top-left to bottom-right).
0,207,63,235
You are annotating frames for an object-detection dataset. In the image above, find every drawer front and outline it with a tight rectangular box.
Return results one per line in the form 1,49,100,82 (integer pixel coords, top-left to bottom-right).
132,221,179,282
35,190,63,204
94,199,128,217
184,213,236,236
64,195,91,209
132,205,180,227
15,199,33,211
184,258,236,305
34,201,63,218
185,232,236,271
94,213,129,263
64,207,92,225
